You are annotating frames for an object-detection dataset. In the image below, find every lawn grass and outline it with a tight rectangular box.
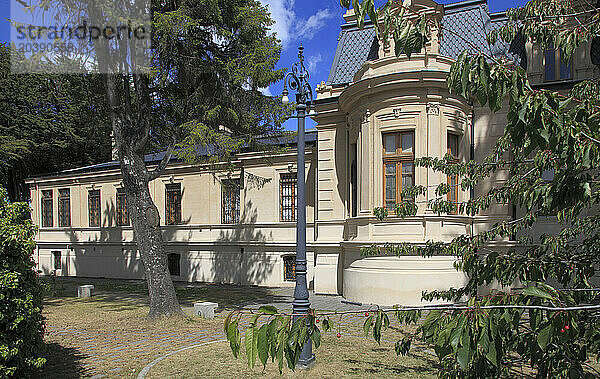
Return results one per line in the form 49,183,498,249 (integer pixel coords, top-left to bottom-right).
38,277,441,378
146,335,438,378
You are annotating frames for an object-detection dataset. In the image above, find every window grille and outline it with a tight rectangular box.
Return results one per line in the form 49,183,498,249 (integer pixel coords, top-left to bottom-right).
53,251,62,270
280,173,297,222
222,179,240,224
283,255,296,282
116,188,129,226
41,190,53,227
58,189,71,227
165,183,182,225
88,189,101,227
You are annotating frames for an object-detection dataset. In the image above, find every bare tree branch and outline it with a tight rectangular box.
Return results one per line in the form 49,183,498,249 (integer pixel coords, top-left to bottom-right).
147,143,174,182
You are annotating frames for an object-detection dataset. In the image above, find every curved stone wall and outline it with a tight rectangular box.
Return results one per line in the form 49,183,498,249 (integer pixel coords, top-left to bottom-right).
343,256,469,306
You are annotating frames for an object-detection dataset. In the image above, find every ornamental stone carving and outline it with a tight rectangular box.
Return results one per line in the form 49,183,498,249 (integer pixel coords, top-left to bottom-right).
427,103,440,116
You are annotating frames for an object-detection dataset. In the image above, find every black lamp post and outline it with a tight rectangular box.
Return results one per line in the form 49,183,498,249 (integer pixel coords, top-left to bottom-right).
281,44,315,369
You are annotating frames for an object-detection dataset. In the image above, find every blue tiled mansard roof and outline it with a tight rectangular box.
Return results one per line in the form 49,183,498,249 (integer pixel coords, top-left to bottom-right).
326,0,525,87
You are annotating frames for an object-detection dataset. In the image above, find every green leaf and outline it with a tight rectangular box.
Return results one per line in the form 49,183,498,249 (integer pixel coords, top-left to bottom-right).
373,311,383,344
363,0,377,28
257,324,269,368
363,315,374,336
246,326,258,369
537,324,552,350
258,305,278,315
449,322,463,350
224,312,234,334
461,60,470,97
311,327,321,349
227,320,240,358
523,286,555,301
395,21,411,57
276,330,286,373
456,344,472,370
486,340,498,366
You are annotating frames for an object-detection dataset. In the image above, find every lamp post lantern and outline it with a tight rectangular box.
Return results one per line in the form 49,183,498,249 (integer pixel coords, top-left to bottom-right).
282,44,315,369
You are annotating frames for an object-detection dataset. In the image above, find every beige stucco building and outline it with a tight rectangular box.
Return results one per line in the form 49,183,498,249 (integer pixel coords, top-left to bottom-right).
26,0,600,305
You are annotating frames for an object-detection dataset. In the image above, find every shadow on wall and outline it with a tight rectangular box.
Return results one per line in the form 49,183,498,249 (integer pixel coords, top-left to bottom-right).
55,184,287,287
61,194,194,280
206,199,277,286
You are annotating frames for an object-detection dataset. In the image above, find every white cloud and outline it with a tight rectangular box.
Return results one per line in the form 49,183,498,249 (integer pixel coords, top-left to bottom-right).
307,53,323,73
258,1,335,48
259,0,296,47
295,9,335,41
259,86,272,96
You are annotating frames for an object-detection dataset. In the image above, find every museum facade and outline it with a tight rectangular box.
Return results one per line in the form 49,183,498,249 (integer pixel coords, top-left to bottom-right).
26,0,600,305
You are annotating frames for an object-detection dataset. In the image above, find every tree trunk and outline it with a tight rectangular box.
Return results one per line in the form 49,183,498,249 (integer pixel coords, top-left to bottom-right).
119,142,184,318
102,70,183,318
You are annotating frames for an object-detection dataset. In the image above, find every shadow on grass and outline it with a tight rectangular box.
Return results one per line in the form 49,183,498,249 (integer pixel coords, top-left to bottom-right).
344,354,439,375
42,277,289,311
39,343,88,379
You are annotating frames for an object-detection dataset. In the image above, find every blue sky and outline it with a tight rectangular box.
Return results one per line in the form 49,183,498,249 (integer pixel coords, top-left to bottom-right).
0,0,528,131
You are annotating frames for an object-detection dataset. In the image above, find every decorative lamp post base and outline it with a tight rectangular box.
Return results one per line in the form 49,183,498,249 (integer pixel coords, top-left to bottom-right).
296,352,316,370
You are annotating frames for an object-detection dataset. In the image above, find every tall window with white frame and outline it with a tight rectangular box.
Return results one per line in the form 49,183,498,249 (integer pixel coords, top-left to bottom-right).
544,43,572,82
41,190,53,227
447,133,460,214
116,188,129,226
165,183,182,225
58,188,71,227
280,173,297,222
383,131,415,211
88,189,101,227
222,179,240,224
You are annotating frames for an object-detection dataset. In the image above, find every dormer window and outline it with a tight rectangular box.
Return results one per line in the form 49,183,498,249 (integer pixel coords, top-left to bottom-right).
544,44,572,82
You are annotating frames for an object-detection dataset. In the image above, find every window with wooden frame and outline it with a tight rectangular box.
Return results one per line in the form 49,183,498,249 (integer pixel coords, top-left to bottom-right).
447,133,459,213
544,44,572,82
41,190,53,227
58,188,71,227
165,183,182,225
383,132,415,211
88,189,101,227
283,255,296,282
222,179,240,224
116,188,129,226
280,173,297,222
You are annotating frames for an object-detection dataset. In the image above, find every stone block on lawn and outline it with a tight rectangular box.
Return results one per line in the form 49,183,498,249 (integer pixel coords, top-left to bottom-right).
77,285,94,298
193,302,218,319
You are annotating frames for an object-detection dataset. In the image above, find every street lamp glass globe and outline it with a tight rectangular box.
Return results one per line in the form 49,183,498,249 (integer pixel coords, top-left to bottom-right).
281,95,289,104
